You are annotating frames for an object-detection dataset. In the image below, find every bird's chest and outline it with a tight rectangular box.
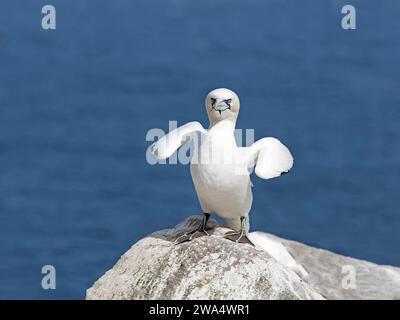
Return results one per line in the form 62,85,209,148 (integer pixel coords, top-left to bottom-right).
190,132,246,189
199,133,235,164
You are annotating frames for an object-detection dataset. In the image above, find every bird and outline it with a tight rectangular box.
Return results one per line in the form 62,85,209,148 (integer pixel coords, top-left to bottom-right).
150,88,293,245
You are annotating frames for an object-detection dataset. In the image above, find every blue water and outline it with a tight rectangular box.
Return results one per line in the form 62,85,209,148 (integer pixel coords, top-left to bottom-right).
0,0,399,299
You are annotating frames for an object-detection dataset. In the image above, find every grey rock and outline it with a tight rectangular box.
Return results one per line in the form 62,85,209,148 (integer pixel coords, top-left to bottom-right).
86,216,400,300
86,216,323,300
273,234,400,300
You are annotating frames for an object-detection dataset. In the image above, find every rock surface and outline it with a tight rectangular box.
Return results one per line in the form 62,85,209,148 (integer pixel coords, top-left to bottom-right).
86,216,322,300
273,234,400,299
86,216,400,300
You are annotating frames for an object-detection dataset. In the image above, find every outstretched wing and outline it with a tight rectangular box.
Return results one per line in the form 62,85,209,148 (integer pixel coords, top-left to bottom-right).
150,121,206,160
242,137,294,179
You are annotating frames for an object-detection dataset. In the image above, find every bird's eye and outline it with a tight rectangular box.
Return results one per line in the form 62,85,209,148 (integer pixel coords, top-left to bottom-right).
225,99,232,106
210,98,216,106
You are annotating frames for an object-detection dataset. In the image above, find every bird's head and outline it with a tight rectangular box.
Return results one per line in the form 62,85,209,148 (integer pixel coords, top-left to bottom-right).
205,88,240,126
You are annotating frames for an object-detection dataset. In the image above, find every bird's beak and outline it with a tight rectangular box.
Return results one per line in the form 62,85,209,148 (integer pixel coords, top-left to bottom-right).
213,99,230,113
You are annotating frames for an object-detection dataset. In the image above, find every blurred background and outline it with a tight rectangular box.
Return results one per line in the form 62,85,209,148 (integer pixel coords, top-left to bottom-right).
0,0,399,299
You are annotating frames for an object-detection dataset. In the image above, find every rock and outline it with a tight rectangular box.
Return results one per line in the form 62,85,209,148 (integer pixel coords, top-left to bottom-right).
270,234,400,300
86,216,323,300
86,216,400,300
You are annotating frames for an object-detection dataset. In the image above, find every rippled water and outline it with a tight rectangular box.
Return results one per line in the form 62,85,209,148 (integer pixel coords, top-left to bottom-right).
0,0,399,298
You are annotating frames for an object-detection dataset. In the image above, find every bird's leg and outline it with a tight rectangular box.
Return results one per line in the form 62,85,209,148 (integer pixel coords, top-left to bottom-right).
175,213,211,244
224,216,254,246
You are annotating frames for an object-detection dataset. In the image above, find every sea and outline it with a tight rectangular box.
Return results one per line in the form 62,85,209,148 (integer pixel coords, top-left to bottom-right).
0,0,399,298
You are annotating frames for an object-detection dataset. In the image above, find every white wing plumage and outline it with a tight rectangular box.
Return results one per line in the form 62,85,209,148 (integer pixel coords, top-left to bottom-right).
243,137,294,179
151,121,206,160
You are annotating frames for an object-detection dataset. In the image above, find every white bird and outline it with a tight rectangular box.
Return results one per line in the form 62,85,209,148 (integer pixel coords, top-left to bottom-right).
151,88,293,244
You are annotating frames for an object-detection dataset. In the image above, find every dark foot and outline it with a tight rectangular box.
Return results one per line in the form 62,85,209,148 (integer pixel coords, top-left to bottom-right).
224,231,254,245
223,216,254,246
175,230,209,244
175,213,211,244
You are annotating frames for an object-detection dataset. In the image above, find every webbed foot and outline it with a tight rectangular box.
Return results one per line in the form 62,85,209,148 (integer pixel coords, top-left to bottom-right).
174,213,211,244
223,216,254,246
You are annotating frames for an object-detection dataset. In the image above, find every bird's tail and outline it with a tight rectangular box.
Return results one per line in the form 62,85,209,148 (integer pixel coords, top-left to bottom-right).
224,218,308,281
248,231,309,282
